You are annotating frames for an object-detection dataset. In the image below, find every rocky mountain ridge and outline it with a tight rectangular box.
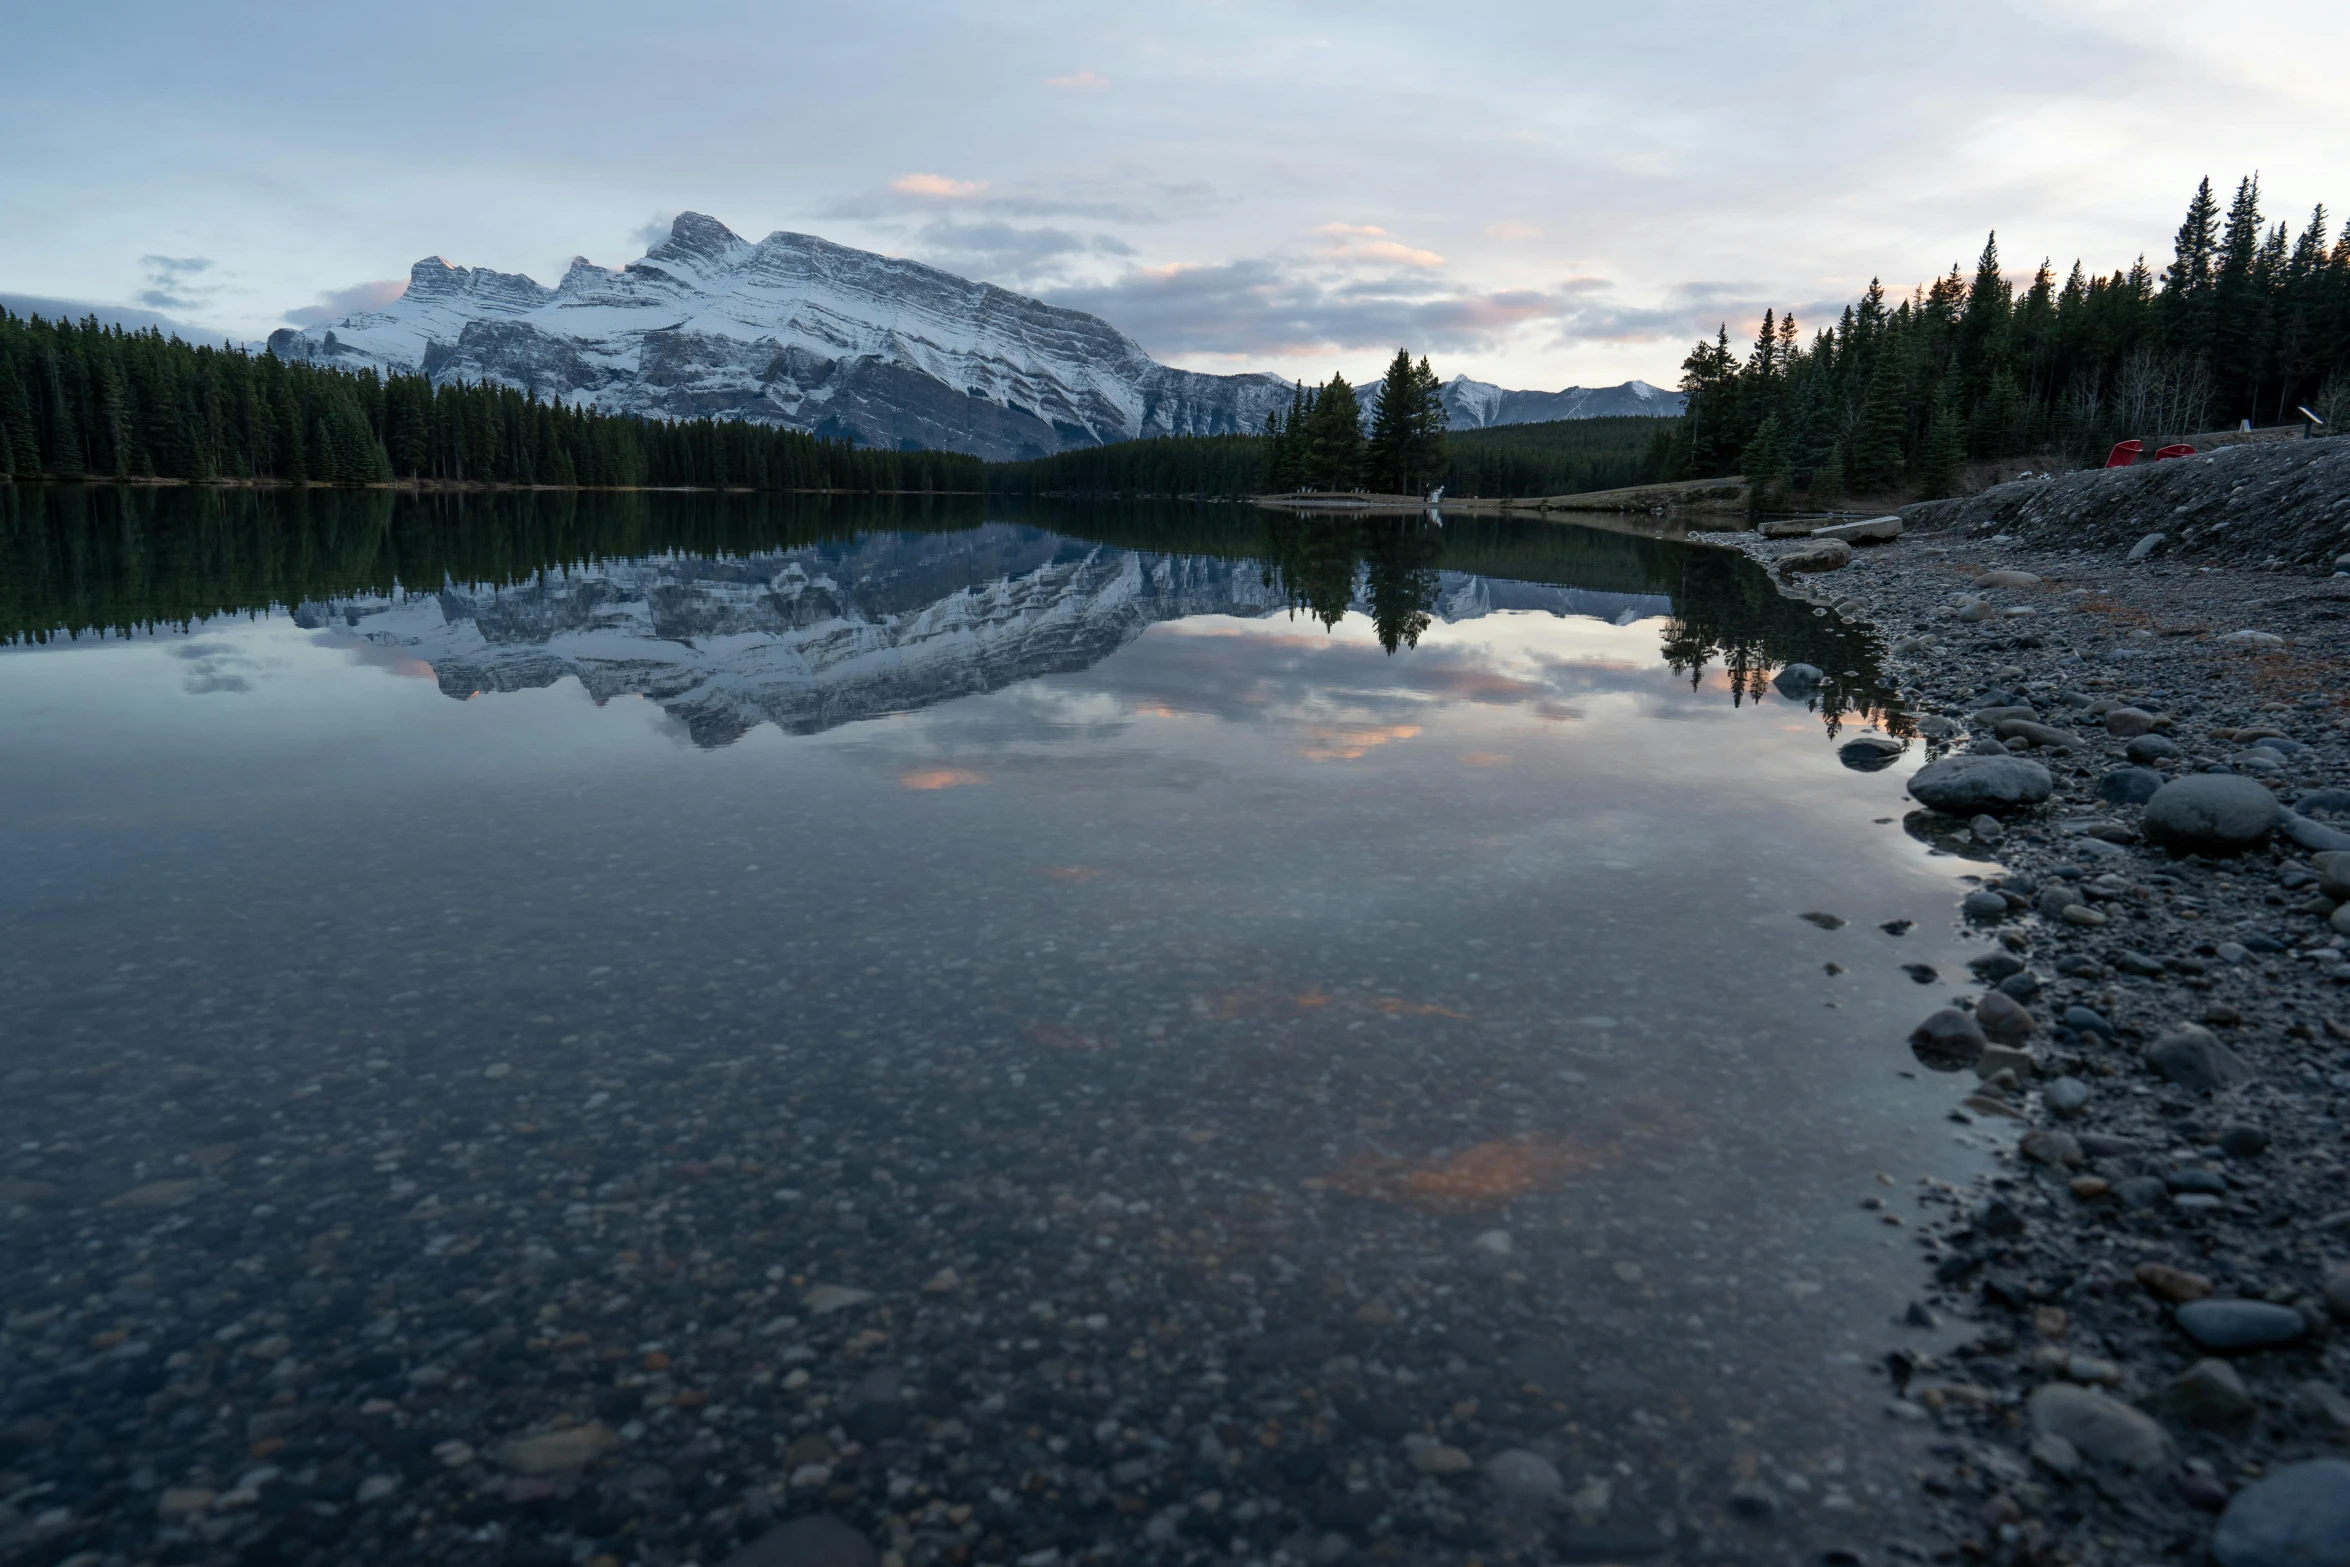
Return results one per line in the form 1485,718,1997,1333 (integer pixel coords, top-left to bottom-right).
267,214,1681,459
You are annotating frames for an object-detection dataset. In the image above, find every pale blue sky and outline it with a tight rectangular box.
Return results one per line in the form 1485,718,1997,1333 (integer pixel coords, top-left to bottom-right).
5,0,2345,389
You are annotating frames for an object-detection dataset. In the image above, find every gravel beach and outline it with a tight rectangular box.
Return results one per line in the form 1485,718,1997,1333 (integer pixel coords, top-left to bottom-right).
1712,439,2350,1566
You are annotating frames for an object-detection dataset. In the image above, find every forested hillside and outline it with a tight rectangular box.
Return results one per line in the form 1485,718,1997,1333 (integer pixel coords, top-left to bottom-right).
0,310,983,492
1654,173,2350,505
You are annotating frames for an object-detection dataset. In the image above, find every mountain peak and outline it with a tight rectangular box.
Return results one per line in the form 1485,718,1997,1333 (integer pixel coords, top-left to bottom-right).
653,212,746,262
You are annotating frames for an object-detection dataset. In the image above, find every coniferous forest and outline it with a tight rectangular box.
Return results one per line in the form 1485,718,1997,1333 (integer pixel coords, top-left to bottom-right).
1654,173,2350,504
0,309,983,492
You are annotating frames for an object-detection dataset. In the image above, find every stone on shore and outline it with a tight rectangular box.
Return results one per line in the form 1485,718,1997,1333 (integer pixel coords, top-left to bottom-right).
2104,707,2160,737
1772,663,1824,698
1974,990,2034,1042
1910,1008,1987,1071
1838,734,1905,771
2126,733,2183,763
2211,1459,2350,1567
2168,1358,2255,1424
2097,766,2165,806
2148,1024,2255,1091
2177,1300,2307,1351
1778,539,1853,574
2142,774,2279,852
2026,1384,2171,1470
1908,755,2054,816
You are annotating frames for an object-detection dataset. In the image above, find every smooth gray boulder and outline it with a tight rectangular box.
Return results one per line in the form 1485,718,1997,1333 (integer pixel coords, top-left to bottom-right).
2026,1384,2171,1471
2142,774,2279,851
2284,814,2350,855
2126,532,2167,562
2148,1024,2255,1091
2126,733,2183,764
2177,1299,2306,1351
1838,734,1905,771
1909,1008,1987,1072
2212,1459,2350,1567
1909,754,2054,816
1772,663,1824,699
2097,766,2164,806
1778,539,1853,574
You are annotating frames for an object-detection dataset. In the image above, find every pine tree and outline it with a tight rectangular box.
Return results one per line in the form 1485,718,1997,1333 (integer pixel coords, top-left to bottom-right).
1741,413,1790,514
1301,374,1363,490
1848,361,1906,494
1407,354,1447,496
1365,348,1418,493
1917,380,1963,499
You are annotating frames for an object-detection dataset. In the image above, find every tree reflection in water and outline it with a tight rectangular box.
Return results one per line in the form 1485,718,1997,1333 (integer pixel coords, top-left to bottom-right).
3,483,1907,740
1657,544,1911,740
1256,511,1442,653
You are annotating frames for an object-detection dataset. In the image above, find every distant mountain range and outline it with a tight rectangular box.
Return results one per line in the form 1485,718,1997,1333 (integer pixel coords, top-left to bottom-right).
263,214,1682,460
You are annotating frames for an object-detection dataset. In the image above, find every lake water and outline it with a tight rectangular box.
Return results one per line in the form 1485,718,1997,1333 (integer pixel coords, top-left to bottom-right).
0,487,1999,1567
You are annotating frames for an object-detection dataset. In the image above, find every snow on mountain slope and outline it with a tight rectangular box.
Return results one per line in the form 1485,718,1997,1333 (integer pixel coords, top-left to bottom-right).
268,213,1687,460
304,528,1670,747
1437,376,1684,428
268,214,1297,462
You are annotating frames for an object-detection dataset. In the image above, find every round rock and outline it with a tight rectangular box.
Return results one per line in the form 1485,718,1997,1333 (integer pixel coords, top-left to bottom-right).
1772,663,1824,699
2045,1075,2091,1117
2177,1300,2306,1351
2126,733,2184,764
2104,707,2159,738
1483,1448,1563,1502
2026,1384,2172,1471
1908,754,2055,817
2097,766,2165,806
1838,734,1905,771
2212,1459,2350,1567
1961,888,2009,921
1909,1008,1987,1072
1974,989,2035,1042
2143,774,2279,852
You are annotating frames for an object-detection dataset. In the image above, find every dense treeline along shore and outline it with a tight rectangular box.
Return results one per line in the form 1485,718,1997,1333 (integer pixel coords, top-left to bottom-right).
1662,172,2350,507
0,309,982,493
985,416,1664,501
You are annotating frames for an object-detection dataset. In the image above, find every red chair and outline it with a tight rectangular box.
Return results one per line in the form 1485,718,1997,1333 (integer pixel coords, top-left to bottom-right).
2104,440,2143,468
2152,444,2195,460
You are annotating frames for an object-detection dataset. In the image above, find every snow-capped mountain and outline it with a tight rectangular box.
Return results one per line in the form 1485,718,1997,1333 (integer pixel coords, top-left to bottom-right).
303,526,1669,747
1438,376,1684,428
268,214,1297,463
266,213,1683,460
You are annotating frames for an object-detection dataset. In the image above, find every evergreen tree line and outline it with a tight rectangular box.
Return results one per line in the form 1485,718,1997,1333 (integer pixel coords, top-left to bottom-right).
0,309,985,493
0,482,990,644
990,405,1658,504
1654,173,2350,506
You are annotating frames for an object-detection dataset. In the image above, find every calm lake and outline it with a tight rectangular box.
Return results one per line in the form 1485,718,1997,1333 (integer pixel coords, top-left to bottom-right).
0,486,2000,1567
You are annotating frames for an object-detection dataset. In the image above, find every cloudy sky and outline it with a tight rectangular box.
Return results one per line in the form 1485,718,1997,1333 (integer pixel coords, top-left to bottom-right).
5,0,2346,390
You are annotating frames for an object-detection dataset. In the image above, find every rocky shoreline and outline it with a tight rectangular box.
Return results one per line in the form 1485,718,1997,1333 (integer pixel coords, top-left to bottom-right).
1710,443,2350,1567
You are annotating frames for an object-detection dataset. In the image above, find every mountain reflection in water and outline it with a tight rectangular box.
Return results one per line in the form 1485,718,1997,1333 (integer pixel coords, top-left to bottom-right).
0,485,1902,744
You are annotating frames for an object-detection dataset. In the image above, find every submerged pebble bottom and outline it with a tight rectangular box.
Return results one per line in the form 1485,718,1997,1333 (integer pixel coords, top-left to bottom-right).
1,525,1988,1567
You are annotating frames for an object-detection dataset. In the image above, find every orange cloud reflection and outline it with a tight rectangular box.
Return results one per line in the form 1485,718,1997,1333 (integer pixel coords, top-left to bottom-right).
1324,1135,1616,1211
1458,750,1510,768
1298,723,1422,761
899,768,988,790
